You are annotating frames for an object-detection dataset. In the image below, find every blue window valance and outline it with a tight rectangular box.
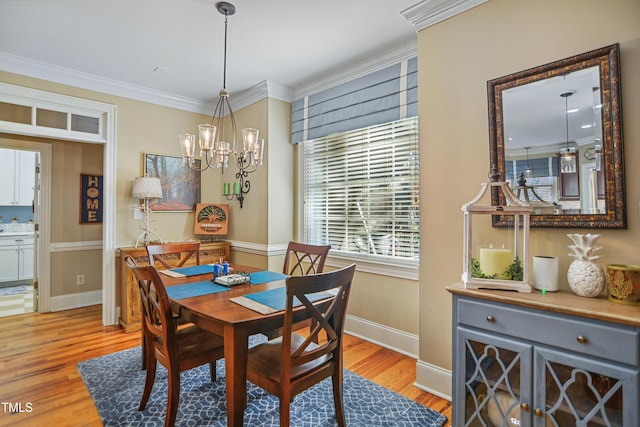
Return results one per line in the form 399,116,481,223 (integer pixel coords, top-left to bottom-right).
291,57,417,144
506,157,559,181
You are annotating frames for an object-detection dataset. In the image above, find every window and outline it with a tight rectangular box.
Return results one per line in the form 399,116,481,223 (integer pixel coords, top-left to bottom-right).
302,117,419,261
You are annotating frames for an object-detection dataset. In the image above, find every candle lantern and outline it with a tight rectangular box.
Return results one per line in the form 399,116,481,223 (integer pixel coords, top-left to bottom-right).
461,167,532,292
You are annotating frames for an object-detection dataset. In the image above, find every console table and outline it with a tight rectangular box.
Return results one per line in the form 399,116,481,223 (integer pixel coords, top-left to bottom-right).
117,241,230,332
447,283,639,426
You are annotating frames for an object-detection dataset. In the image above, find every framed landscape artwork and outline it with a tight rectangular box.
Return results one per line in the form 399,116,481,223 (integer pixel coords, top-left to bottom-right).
144,153,201,212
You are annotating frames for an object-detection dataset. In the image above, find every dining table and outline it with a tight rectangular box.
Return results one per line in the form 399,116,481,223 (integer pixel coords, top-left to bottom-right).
158,263,308,427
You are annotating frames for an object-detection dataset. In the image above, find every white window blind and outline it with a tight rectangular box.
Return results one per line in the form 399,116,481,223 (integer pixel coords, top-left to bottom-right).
303,117,419,260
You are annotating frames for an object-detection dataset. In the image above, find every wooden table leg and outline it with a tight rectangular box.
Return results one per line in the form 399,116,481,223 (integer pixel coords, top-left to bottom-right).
224,325,249,427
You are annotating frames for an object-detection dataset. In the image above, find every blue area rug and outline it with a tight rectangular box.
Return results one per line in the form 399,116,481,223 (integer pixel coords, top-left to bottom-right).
0,285,28,296
78,336,446,426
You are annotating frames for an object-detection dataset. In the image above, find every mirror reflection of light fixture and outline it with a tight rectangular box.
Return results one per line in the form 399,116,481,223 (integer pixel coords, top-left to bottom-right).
178,2,265,209
524,146,532,179
560,90,577,174
132,176,163,247
594,142,602,171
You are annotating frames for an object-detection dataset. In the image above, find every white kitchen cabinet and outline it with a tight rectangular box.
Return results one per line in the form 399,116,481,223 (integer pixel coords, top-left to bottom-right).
0,148,36,206
0,235,34,283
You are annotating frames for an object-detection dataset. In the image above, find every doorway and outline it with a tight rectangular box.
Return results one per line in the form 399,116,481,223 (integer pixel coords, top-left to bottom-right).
0,143,45,317
0,82,116,325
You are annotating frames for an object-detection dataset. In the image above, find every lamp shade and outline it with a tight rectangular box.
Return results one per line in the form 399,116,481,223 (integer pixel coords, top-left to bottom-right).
132,177,163,199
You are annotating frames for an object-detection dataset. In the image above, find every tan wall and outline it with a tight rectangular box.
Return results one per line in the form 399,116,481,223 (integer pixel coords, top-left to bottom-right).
267,98,294,246
223,99,270,244
50,140,103,295
50,140,103,243
418,0,640,370
349,272,420,335
0,70,215,247
0,71,291,302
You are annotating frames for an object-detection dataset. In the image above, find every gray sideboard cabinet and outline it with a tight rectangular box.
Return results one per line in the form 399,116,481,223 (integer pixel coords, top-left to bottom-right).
447,283,639,427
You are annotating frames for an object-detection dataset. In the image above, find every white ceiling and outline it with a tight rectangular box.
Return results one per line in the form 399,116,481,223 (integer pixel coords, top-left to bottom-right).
0,0,420,106
503,66,603,154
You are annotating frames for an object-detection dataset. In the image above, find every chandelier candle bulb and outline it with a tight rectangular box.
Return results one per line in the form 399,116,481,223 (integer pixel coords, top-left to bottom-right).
479,247,513,279
179,133,196,158
242,128,259,153
198,124,216,151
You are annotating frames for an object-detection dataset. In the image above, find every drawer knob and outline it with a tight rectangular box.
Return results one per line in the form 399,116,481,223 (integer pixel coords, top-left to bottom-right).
534,408,544,417
486,315,495,323
520,403,530,412
576,335,588,344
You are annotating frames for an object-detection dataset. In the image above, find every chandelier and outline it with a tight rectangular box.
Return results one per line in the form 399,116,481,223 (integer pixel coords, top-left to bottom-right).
559,90,576,174
179,1,265,208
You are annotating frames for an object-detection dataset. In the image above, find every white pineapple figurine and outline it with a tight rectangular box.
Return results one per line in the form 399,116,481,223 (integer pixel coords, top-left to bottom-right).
566,234,605,297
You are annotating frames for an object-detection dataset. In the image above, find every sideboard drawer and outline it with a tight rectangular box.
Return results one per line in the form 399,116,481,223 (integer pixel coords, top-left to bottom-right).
458,298,639,366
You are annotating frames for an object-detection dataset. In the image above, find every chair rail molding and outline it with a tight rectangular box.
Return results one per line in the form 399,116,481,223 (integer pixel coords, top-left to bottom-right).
50,241,103,252
228,240,288,256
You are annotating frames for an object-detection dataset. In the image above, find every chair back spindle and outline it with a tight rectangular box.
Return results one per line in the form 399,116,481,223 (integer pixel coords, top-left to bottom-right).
146,242,201,269
283,241,331,276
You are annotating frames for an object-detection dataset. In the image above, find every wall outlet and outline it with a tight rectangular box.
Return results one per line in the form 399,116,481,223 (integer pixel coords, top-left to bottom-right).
76,274,85,286
133,207,142,220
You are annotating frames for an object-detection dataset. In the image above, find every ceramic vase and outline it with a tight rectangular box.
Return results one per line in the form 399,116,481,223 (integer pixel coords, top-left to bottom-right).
606,264,640,305
566,234,605,297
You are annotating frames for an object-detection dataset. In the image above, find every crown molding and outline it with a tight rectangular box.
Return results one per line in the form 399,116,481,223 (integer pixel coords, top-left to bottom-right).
0,51,215,114
401,0,489,32
1,35,415,112
231,80,295,111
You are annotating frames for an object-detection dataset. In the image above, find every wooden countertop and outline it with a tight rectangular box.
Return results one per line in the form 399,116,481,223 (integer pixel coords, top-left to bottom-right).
447,282,640,328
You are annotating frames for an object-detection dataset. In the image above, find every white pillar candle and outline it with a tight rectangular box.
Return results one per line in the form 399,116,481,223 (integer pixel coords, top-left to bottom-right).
479,247,513,279
533,255,559,292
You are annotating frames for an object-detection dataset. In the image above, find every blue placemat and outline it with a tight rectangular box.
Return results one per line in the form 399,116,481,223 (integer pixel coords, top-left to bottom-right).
166,281,229,300
249,271,288,284
243,287,331,312
171,264,215,276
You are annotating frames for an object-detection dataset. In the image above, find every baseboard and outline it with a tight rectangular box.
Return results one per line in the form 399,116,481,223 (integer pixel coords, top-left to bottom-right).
415,359,452,401
50,289,102,312
344,314,419,359
345,314,452,400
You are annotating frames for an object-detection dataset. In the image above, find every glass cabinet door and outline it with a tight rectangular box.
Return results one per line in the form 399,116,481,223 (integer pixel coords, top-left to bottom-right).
456,328,532,427
534,347,638,427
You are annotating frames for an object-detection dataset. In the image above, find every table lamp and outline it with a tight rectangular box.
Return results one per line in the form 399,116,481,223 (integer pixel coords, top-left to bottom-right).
132,176,163,247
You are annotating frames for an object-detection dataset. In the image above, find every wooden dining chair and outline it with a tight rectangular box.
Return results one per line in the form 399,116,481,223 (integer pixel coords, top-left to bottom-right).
124,256,224,427
146,241,201,269
265,242,332,340
282,241,331,276
246,263,356,427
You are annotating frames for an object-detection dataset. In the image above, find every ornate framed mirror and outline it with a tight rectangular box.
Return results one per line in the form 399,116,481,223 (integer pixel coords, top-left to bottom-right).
488,44,626,228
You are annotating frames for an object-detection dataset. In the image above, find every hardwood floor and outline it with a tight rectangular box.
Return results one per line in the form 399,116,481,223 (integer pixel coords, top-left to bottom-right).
0,305,452,426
